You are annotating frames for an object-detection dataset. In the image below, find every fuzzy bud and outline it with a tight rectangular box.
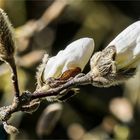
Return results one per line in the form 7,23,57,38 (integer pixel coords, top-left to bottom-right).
0,8,15,62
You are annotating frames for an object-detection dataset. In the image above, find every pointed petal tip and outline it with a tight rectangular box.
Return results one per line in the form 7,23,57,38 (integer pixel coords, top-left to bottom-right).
77,37,95,52
79,37,94,45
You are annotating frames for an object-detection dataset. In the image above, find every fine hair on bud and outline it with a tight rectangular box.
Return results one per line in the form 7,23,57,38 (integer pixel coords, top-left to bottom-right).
0,8,15,62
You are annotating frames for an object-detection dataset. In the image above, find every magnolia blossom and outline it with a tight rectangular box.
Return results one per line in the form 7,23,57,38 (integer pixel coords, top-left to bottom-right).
43,38,94,81
107,20,140,70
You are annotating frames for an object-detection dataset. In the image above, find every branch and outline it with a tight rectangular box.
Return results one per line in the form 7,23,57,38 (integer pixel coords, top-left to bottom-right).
0,44,138,134
36,0,69,31
31,73,92,99
16,0,69,52
0,73,92,124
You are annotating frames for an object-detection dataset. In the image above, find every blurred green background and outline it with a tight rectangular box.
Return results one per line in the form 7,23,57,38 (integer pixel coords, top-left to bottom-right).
0,0,140,139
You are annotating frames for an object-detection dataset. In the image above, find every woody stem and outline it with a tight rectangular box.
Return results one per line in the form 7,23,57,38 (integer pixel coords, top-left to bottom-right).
31,73,92,99
8,57,20,99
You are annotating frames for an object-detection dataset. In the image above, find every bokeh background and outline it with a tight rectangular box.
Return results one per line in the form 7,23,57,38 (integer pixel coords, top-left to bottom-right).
0,0,140,139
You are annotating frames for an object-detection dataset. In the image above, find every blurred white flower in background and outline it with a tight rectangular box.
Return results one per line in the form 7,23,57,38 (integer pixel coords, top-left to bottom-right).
107,21,140,70
43,37,94,81
109,98,133,123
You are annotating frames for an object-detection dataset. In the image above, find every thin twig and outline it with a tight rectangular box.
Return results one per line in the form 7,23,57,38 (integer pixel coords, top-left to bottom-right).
37,0,69,31
16,0,69,52
8,58,20,99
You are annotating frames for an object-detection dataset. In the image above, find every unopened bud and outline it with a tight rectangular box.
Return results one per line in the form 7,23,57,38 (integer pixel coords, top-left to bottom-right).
90,21,140,87
107,20,140,70
0,8,15,62
43,38,94,80
36,38,94,101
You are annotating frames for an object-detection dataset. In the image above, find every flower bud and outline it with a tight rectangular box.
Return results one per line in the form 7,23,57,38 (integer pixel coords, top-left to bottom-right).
43,38,94,81
0,8,15,62
107,21,140,70
36,38,94,101
90,21,140,87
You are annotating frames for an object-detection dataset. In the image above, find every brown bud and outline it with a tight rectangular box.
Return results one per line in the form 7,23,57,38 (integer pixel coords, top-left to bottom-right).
0,8,15,62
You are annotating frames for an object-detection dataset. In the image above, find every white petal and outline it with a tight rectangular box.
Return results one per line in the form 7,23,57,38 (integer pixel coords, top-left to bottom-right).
43,38,94,80
107,21,140,69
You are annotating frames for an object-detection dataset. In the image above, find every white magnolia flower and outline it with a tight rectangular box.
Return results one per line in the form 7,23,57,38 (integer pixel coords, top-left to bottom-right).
89,21,140,87
43,38,94,81
107,20,140,70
